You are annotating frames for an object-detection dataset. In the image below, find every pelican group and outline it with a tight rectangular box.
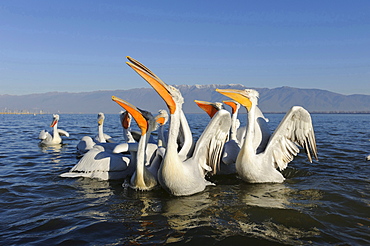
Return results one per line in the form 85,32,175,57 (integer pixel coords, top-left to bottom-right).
55,56,319,197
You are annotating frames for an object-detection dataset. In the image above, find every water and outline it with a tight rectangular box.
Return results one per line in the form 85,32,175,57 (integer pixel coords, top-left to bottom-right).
1,113,369,245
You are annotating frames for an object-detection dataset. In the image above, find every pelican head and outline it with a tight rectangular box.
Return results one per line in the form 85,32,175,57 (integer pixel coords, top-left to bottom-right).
120,111,132,129
194,100,223,118
50,114,60,127
155,109,169,126
97,112,105,125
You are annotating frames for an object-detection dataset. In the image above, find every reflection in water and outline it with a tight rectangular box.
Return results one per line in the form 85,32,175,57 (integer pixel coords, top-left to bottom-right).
239,183,291,209
38,143,67,164
162,192,213,244
235,183,322,244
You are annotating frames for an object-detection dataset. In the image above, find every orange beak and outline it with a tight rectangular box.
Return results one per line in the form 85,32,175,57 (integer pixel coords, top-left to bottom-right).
216,89,252,111
112,96,148,135
223,100,239,114
126,56,177,115
194,100,219,118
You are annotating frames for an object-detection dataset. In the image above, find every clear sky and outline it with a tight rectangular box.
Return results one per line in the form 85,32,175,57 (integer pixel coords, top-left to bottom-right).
1,0,369,95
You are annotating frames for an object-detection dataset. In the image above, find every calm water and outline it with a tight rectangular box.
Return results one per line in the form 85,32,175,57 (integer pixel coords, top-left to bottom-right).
0,113,369,245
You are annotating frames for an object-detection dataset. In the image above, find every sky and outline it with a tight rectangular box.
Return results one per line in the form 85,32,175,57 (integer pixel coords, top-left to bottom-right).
1,0,370,95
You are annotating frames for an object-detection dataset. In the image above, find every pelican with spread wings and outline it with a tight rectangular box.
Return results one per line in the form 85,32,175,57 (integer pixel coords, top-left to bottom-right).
216,88,318,183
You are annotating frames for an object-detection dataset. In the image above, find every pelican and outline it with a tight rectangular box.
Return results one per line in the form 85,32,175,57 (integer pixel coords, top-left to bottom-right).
194,99,236,175
39,114,69,146
126,56,231,196
76,112,116,155
121,111,140,143
216,88,318,183
155,109,169,148
94,112,114,143
221,100,241,166
112,96,162,190
61,114,135,180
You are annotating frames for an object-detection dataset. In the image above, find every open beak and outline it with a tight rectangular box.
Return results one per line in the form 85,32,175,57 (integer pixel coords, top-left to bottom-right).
194,100,219,118
223,100,239,114
126,56,176,114
216,89,252,111
121,111,131,129
112,96,148,135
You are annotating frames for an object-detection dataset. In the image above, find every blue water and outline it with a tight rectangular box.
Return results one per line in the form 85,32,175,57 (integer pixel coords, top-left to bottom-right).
0,113,369,245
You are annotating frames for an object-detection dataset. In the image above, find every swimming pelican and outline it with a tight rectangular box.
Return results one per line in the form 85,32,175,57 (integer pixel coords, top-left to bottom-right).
39,114,69,146
61,114,135,180
216,88,318,183
120,111,135,143
112,96,162,190
194,99,236,175
76,112,116,155
155,109,169,148
126,56,231,196
221,100,241,166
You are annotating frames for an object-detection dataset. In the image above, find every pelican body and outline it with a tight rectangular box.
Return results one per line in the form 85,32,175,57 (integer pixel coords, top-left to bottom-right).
217,88,318,183
39,114,69,146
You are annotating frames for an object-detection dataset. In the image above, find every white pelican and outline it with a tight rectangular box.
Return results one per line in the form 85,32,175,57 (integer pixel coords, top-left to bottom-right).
194,99,236,175
155,109,169,148
216,88,318,183
121,110,136,143
94,112,114,143
39,114,69,146
126,56,231,196
61,113,135,180
112,96,163,190
76,112,116,155
221,100,241,166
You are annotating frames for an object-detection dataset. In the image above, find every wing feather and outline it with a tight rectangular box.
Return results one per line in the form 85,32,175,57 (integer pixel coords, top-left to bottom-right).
57,129,69,137
191,109,231,174
264,106,318,171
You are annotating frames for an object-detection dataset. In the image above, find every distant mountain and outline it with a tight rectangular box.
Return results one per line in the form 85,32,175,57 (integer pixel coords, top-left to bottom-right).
1,84,370,114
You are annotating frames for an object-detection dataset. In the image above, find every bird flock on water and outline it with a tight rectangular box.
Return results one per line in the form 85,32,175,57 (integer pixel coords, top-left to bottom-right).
39,56,322,197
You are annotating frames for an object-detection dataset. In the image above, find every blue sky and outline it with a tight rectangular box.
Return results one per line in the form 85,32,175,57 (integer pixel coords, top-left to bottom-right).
1,0,369,95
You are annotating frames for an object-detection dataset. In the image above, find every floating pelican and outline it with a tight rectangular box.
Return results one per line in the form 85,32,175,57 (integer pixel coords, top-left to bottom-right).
194,99,236,175
216,88,318,183
221,100,241,166
126,56,231,196
94,112,114,143
39,114,69,146
76,112,116,155
112,96,162,190
61,113,135,180
120,111,137,143
155,109,169,148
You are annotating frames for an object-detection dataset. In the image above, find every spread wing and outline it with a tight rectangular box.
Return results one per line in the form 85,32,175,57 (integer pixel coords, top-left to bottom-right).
57,129,69,137
263,106,318,171
191,109,231,174
38,130,51,140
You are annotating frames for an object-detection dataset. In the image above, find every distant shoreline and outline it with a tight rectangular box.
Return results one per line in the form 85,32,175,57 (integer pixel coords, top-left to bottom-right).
0,112,45,115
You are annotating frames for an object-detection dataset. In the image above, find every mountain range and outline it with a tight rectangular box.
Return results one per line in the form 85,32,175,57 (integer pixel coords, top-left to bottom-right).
1,84,370,114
